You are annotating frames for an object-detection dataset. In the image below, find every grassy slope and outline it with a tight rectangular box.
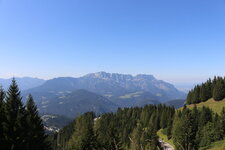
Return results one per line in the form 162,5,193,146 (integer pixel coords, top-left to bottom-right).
160,98,225,149
182,98,225,114
181,98,225,150
199,139,225,150
156,129,175,148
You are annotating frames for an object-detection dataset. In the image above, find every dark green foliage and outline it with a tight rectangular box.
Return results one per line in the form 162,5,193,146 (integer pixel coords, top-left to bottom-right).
198,106,212,128
198,120,222,147
49,120,75,150
68,112,96,150
25,94,51,150
0,79,51,150
172,108,197,150
51,105,174,150
0,86,5,149
221,107,225,136
172,106,224,150
213,77,225,101
3,78,27,149
186,77,225,104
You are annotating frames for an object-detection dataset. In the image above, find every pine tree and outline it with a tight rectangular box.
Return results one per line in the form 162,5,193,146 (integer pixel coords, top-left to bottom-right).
172,108,197,150
200,83,208,102
186,90,194,104
25,94,50,150
213,77,225,101
193,85,201,103
221,107,225,136
68,112,96,150
0,86,6,149
3,78,27,150
198,106,212,128
205,79,212,100
160,111,167,129
198,120,222,147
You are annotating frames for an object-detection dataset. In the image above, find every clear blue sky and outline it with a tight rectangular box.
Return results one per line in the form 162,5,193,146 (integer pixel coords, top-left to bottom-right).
0,0,225,83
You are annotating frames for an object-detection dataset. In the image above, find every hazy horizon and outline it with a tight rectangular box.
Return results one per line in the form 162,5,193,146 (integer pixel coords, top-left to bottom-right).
0,71,206,92
0,71,208,84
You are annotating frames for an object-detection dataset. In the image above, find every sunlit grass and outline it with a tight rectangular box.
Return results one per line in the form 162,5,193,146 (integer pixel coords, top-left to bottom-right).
180,98,225,114
199,139,225,150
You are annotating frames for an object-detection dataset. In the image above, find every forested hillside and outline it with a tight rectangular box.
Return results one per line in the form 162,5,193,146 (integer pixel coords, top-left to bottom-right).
187,76,225,104
50,105,174,150
50,104,225,150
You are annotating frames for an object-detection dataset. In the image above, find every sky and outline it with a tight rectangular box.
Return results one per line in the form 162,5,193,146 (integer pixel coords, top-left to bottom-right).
0,0,225,84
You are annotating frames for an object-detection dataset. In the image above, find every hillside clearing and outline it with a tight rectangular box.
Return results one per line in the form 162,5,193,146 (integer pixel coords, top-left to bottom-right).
181,98,225,114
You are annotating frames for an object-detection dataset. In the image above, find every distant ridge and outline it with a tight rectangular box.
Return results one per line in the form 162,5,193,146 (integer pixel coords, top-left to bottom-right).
24,71,185,101
0,77,45,91
9,72,186,117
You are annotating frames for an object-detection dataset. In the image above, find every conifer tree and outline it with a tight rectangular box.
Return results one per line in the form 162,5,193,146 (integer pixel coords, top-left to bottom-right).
0,86,5,149
160,111,167,129
172,108,197,150
4,78,27,150
205,79,212,100
198,106,212,128
193,85,201,103
68,112,96,150
186,90,194,104
213,77,225,101
200,83,208,102
221,107,225,136
25,94,50,150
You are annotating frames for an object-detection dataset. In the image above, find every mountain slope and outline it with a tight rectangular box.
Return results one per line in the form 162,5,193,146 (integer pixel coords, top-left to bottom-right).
0,77,45,91
38,89,118,118
163,99,185,109
23,72,185,106
83,72,185,101
41,114,72,133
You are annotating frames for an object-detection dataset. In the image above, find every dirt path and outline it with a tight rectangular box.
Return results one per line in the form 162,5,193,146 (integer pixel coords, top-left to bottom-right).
158,139,174,150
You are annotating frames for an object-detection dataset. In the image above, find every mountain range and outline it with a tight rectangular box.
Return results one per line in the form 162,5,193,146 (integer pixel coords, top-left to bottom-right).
0,72,186,118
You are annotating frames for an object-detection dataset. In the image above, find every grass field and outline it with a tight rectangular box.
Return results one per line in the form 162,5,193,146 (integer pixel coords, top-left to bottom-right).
181,98,225,114
119,91,143,99
156,129,175,148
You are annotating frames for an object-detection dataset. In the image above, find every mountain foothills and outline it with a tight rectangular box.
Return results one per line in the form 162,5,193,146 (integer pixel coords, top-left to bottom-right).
21,72,185,117
39,89,118,118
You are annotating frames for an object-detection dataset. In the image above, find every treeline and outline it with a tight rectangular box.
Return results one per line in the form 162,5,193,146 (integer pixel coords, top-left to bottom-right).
50,105,175,150
173,106,225,150
0,79,50,150
51,104,225,150
187,76,225,104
